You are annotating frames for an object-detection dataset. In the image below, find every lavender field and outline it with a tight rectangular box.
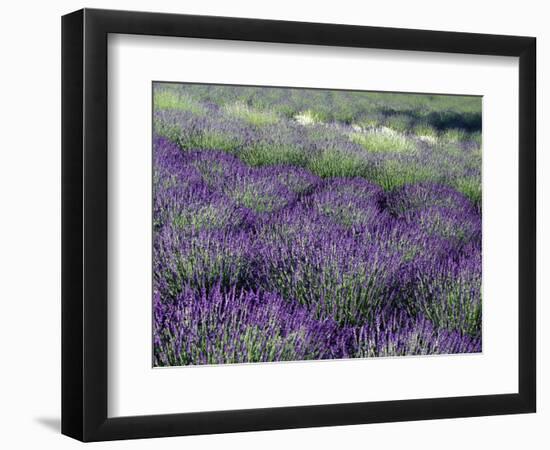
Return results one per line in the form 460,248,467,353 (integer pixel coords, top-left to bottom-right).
152,83,482,366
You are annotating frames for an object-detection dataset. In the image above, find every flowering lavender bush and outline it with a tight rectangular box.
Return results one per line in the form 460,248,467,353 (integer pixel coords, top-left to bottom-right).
152,83,482,366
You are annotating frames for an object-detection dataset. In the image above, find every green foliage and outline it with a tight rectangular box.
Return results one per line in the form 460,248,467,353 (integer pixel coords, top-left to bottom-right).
294,110,326,125
372,160,438,191
224,102,280,126
154,119,183,143
454,177,482,210
441,128,468,142
307,149,370,179
241,143,307,167
384,114,413,133
350,129,416,154
470,131,482,147
412,122,439,139
154,89,205,114
174,130,242,153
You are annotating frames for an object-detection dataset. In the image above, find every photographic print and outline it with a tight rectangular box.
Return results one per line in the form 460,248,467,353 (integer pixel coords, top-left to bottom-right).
152,83,482,367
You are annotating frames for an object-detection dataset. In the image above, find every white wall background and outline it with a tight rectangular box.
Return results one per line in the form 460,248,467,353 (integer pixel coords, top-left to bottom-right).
0,0,546,448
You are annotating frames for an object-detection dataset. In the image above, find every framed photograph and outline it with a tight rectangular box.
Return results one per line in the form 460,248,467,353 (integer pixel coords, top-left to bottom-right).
61,8,536,442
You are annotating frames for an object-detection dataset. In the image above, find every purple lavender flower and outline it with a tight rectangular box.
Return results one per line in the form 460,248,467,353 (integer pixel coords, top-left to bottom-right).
153,284,346,366
348,308,481,357
397,248,482,337
388,182,478,216
153,226,255,298
307,177,388,232
254,205,403,325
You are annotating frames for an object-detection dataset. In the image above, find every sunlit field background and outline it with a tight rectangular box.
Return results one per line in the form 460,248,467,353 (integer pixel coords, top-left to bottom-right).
152,83,482,366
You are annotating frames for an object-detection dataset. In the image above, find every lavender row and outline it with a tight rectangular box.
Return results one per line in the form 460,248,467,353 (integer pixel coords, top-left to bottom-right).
153,283,480,366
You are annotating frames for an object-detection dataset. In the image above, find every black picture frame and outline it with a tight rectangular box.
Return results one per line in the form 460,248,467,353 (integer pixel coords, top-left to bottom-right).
61,8,536,442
